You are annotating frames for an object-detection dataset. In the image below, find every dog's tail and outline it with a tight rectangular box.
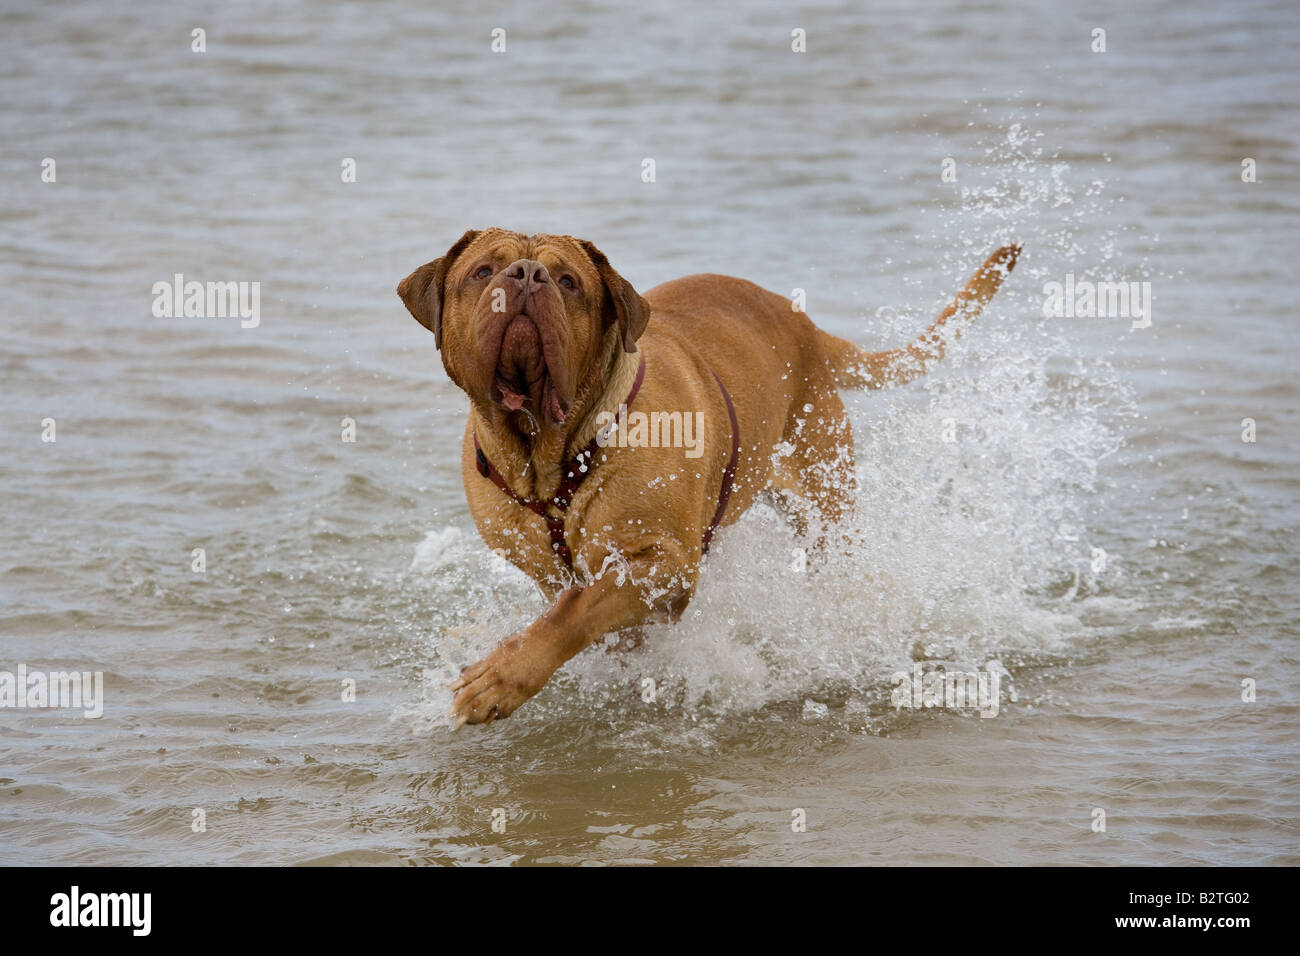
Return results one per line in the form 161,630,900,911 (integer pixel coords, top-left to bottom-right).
819,243,1021,390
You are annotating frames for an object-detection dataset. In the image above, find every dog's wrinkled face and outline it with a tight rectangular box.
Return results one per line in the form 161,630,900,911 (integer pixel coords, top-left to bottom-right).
398,228,649,428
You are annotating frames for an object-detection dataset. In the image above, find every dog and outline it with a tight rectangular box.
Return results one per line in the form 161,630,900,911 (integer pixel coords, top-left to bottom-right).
398,229,1019,726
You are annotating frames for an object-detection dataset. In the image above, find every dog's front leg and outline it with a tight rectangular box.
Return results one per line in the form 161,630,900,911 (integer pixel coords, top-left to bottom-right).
449,540,695,727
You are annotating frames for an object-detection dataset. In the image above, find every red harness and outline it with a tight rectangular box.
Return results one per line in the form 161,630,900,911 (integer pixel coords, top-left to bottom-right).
472,354,740,570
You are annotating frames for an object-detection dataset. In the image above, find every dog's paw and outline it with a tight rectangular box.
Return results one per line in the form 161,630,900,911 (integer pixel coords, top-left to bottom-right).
447,635,554,728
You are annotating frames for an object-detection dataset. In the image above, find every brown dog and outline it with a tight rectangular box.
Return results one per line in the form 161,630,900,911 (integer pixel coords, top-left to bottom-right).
398,230,1019,726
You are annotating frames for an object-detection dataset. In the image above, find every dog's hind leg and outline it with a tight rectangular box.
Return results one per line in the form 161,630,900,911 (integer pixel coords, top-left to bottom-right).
768,378,857,547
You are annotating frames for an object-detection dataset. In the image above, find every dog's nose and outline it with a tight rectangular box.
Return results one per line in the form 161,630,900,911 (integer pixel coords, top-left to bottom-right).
505,259,550,289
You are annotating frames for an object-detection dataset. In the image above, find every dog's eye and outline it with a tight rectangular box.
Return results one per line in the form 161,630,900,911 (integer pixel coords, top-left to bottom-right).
474,265,494,279
558,275,576,290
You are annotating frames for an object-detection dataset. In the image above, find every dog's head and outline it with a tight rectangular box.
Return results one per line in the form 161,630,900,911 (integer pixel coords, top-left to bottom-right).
398,228,649,427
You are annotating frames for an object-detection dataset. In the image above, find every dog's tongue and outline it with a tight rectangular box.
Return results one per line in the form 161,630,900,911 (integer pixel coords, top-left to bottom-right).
498,385,527,411
497,377,564,422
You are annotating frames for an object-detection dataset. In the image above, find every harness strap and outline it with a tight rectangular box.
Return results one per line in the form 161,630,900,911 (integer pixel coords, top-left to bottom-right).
702,369,740,554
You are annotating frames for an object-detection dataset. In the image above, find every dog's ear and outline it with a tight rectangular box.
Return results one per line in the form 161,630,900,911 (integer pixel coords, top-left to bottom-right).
578,239,651,354
397,229,480,350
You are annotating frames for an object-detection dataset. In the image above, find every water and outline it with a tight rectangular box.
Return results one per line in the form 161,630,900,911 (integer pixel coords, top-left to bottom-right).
2,0,1298,865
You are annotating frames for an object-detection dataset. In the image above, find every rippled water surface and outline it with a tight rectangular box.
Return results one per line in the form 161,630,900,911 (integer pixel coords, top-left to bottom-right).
1,0,1298,864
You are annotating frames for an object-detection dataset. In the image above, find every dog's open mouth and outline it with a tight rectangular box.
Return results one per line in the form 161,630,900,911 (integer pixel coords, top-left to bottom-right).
492,314,567,424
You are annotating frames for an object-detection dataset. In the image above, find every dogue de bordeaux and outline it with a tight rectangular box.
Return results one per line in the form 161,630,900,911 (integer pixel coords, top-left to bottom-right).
398,229,1020,727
